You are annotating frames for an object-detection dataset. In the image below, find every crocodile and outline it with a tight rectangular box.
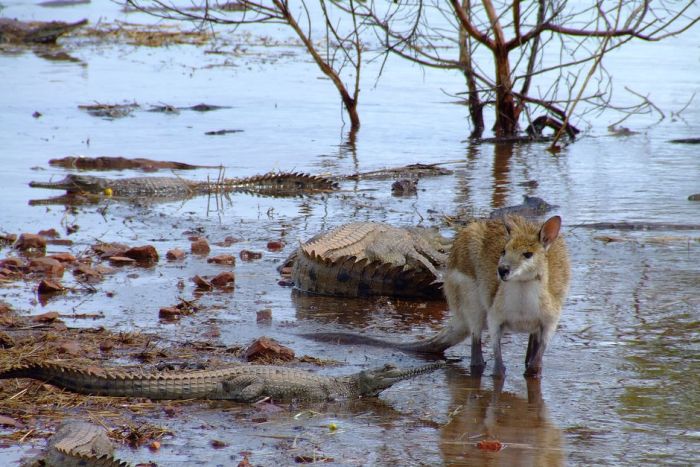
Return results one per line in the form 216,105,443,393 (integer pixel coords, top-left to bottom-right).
342,162,453,181
0,18,87,44
489,195,557,219
27,421,128,467
0,360,444,402
282,222,451,298
28,172,338,203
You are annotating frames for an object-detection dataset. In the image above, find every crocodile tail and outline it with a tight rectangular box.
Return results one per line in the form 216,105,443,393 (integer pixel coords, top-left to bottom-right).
0,364,36,379
224,172,338,197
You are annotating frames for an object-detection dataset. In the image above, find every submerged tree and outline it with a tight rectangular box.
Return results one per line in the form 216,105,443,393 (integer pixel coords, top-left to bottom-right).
126,0,366,130
351,0,698,140
127,1,697,142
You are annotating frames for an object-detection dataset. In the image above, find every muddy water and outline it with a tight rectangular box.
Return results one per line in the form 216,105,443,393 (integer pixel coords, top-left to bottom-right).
1,2,699,466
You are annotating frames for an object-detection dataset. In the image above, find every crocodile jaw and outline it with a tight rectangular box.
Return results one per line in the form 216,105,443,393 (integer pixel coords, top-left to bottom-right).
29,175,104,193
357,362,445,396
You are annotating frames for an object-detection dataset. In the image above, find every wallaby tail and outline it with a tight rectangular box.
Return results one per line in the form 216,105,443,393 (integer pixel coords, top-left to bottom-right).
301,322,469,355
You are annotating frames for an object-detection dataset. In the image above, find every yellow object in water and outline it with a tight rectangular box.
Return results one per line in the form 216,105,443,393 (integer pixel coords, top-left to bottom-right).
104,188,113,197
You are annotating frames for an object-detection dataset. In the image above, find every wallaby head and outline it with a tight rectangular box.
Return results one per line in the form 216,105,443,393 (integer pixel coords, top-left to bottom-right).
497,215,562,282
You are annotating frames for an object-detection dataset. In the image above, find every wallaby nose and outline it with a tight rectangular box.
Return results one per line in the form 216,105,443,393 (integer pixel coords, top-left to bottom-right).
498,266,510,280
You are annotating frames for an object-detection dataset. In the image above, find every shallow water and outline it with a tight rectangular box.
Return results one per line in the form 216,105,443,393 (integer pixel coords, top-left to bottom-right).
1,2,699,465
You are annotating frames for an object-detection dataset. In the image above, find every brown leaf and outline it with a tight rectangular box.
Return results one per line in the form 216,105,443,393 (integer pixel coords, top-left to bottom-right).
266,241,285,252
211,271,235,287
256,309,272,323
124,245,159,263
37,228,60,238
109,256,137,265
28,257,65,276
57,340,83,356
217,235,241,247
37,279,65,294
210,439,228,449
476,439,503,451
14,233,46,251
92,242,129,258
192,275,212,290
0,415,24,428
207,254,235,265
159,307,181,321
32,311,60,323
166,248,186,261
190,238,211,255
239,250,262,261
48,252,76,263
244,336,294,362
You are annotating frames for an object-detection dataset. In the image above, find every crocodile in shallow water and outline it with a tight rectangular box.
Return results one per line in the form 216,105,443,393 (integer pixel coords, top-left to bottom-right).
29,172,338,203
0,18,87,44
0,360,444,402
489,195,558,219
282,222,451,298
27,421,128,467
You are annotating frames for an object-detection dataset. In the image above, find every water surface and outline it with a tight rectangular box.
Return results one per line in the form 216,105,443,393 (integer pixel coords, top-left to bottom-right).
0,2,698,465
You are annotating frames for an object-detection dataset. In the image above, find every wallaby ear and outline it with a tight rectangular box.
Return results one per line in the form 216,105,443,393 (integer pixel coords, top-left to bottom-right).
502,215,515,237
539,216,561,249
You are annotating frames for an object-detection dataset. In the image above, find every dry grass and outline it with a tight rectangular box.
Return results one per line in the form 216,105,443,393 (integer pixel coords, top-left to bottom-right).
76,22,212,47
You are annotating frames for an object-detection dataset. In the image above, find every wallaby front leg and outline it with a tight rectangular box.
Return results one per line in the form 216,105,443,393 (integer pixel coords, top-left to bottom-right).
470,334,485,375
524,326,553,378
525,333,541,368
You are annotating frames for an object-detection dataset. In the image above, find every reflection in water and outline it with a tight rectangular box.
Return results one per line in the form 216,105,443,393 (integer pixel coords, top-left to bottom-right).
491,143,513,209
291,289,447,330
454,143,479,207
440,369,563,466
341,127,359,172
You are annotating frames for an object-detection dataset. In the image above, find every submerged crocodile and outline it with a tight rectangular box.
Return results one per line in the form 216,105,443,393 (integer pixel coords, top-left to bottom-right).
489,195,558,219
27,421,128,467
0,360,444,402
342,162,453,181
0,18,87,44
282,222,451,298
29,172,338,203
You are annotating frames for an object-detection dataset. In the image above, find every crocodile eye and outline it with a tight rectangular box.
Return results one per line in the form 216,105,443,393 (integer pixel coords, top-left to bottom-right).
523,252,533,259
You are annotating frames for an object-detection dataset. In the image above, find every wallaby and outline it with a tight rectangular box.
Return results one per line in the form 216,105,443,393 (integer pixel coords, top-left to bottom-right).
304,215,570,378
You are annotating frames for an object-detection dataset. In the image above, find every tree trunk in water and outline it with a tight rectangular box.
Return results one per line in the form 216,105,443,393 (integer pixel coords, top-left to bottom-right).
273,0,360,131
341,94,360,130
458,0,484,139
493,47,517,137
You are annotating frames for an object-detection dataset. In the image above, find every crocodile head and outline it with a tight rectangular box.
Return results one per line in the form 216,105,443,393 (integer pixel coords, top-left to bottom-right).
356,362,445,397
522,195,558,213
29,174,108,194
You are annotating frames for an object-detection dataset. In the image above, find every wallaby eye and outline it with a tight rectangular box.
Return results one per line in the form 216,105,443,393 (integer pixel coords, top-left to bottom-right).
501,249,505,256
523,252,533,259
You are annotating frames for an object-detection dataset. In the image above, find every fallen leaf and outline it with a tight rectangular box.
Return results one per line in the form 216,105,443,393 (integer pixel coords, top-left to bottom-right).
476,439,503,451
239,250,262,261
0,415,24,428
193,275,212,290
191,238,211,255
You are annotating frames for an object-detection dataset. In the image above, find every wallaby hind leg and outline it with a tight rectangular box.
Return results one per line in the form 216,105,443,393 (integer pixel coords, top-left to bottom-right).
470,334,485,375
491,324,506,378
445,270,487,373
